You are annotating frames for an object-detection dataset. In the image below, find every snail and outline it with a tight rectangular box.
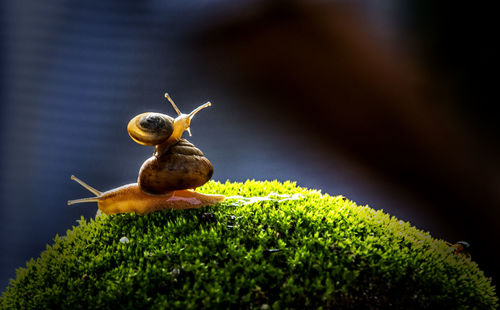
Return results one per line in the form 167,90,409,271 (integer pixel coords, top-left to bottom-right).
451,241,471,256
68,93,225,215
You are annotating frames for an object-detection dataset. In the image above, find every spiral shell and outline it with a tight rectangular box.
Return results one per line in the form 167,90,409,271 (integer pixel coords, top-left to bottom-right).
127,112,174,146
138,139,214,195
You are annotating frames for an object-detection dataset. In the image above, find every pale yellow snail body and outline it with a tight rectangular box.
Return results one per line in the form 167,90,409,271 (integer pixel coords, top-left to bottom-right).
68,93,225,215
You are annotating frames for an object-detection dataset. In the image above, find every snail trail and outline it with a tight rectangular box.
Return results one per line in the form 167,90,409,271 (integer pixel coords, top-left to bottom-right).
223,192,303,206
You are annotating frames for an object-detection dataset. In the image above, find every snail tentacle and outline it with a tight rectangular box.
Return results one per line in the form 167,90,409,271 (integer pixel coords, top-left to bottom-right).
70,175,101,196
68,175,101,205
164,93,181,116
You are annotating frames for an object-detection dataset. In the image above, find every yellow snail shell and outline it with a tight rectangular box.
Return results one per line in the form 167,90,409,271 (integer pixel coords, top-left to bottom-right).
127,112,174,146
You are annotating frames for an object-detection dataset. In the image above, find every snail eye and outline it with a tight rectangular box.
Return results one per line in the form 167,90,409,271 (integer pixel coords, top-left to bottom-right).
127,112,174,146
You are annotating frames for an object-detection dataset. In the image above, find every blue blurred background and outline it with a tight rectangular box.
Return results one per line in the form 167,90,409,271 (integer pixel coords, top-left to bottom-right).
1,0,499,289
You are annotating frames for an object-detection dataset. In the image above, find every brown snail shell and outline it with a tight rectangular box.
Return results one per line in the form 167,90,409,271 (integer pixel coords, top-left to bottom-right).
138,139,214,195
127,112,174,146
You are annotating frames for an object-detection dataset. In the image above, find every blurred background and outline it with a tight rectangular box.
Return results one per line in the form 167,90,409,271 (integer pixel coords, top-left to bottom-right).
1,0,498,289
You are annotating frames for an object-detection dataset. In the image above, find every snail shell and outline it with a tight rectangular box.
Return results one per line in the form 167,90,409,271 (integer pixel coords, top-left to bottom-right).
138,139,214,195
127,112,174,146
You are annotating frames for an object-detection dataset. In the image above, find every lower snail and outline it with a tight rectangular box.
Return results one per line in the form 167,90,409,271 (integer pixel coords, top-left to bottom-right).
68,93,225,215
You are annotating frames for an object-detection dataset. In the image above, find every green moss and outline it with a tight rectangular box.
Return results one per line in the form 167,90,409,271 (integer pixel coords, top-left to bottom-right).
1,180,497,309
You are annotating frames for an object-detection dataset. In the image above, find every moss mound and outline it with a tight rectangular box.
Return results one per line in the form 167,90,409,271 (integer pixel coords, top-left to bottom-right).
1,180,497,309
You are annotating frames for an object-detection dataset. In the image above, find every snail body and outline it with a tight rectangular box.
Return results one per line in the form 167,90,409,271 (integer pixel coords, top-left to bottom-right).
68,176,224,215
68,93,225,215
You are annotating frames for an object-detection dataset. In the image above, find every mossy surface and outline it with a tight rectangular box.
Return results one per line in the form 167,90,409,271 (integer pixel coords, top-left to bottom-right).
1,180,497,309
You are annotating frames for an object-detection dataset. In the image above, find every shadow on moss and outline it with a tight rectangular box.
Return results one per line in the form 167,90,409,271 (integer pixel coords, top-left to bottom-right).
1,180,497,309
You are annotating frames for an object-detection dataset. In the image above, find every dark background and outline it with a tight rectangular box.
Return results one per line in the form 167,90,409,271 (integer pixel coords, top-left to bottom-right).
1,0,498,290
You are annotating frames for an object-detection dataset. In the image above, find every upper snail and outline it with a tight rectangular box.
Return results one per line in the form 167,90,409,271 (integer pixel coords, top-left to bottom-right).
68,93,225,215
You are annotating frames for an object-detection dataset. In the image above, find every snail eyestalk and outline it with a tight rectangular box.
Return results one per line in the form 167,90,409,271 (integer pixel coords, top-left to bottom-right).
184,102,211,137
187,102,211,120
70,175,101,196
68,175,101,205
165,93,181,116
